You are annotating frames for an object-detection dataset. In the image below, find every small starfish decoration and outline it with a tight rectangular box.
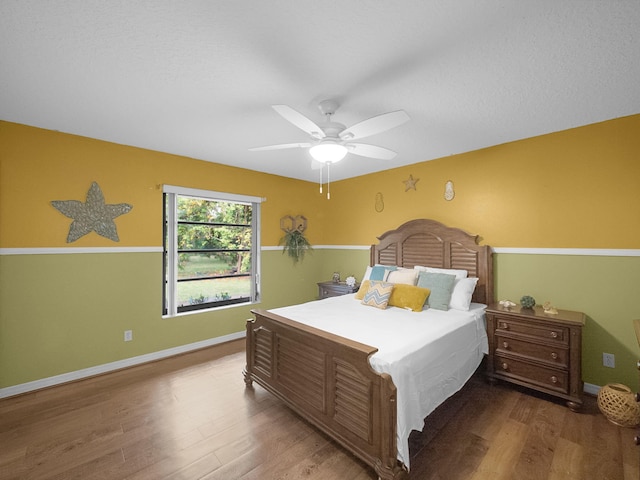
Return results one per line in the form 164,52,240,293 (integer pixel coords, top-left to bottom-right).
403,174,420,191
51,182,133,242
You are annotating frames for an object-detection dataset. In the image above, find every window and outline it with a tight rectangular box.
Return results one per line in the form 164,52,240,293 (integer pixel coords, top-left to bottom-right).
163,185,262,316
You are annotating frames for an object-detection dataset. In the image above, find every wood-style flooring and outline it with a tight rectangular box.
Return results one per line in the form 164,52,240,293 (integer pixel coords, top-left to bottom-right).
1,339,638,479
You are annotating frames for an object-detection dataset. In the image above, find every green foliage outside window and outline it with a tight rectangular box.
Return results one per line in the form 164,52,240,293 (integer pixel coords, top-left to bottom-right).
177,198,252,274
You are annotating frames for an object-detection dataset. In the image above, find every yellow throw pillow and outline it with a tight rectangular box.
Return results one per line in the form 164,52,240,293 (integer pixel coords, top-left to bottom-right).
354,280,371,300
388,284,431,311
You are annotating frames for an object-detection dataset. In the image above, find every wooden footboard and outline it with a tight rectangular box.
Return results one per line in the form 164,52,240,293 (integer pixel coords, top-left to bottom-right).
244,309,408,480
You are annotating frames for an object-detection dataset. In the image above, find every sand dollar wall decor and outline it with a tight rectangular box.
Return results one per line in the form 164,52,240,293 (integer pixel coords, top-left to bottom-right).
444,180,455,201
375,192,384,212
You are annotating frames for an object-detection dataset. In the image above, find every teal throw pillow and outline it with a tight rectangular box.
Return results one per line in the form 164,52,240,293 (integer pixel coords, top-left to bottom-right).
369,265,397,281
417,271,456,311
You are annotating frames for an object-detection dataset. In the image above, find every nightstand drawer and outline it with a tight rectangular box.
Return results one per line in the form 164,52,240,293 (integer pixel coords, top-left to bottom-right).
495,355,569,395
494,317,569,345
496,335,568,368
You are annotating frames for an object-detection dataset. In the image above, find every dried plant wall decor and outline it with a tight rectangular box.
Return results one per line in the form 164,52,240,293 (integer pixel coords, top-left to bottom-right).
279,215,312,264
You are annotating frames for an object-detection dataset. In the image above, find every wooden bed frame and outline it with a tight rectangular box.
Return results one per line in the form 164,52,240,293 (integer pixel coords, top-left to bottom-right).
244,219,493,479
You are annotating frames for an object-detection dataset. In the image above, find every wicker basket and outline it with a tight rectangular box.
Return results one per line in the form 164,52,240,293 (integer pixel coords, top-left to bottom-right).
597,383,640,427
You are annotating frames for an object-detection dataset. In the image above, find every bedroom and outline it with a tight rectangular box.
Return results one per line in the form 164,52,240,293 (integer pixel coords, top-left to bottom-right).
3,117,640,478
1,1,640,478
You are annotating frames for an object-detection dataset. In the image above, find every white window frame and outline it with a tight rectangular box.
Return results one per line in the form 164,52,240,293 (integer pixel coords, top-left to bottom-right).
163,185,263,317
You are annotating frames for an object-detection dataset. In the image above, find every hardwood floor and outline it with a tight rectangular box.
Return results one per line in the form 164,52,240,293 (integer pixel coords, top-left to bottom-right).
1,339,638,479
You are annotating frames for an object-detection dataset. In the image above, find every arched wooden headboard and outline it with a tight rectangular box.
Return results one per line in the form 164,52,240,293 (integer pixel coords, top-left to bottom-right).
370,219,494,305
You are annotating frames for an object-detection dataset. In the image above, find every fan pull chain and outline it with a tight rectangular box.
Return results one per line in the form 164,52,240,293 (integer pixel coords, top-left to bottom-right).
319,165,323,194
327,163,331,200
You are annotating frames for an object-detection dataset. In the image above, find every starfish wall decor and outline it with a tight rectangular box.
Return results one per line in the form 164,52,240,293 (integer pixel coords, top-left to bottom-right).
403,174,419,191
51,182,133,242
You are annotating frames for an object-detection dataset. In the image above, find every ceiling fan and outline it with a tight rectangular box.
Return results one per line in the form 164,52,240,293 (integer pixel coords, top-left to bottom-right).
249,99,410,164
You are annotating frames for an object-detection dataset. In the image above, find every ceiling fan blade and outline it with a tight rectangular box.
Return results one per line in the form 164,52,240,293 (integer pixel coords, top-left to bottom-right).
249,142,311,152
347,143,398,160
340,110,410,141
272,105,325,139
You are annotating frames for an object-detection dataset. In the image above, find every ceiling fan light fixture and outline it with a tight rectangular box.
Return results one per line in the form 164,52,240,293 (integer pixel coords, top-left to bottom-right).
309,142,348,163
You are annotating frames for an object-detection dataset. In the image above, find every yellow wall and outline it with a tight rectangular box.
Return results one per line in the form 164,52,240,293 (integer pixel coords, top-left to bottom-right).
321,114,640,248
0,121,325,248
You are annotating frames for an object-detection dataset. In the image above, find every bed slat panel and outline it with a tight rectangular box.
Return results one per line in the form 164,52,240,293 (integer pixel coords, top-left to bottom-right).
450,243,479,276
378,244,397,265
253,326,272,377
277,335,326,412
402,233,444,268
334,360,372,442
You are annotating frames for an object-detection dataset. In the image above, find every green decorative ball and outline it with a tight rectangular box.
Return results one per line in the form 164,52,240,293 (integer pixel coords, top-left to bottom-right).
520,295,536,309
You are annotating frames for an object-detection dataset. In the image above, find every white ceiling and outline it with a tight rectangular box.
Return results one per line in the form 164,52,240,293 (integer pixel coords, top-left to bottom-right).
1,1,639,182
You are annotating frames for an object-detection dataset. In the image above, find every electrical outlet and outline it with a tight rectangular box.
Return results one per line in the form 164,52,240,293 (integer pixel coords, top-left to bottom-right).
603,352,615,368
124,330,133,342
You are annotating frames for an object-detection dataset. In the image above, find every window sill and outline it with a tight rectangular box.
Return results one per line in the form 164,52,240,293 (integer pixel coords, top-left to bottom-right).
162,300,260,319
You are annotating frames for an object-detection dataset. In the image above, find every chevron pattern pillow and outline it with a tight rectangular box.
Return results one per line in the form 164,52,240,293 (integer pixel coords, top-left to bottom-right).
361,281,394,309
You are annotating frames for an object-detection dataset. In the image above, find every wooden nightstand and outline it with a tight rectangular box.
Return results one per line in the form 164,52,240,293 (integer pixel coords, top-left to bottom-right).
485,303,585,411
317,281,359,299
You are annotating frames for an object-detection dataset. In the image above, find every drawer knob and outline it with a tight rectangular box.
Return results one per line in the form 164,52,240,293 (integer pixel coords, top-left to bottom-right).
635,435,640,446
503,341,509,349
500,322,508,330
550,331,558,338
551,352,558,360
501,362,509,370
550,376,558,384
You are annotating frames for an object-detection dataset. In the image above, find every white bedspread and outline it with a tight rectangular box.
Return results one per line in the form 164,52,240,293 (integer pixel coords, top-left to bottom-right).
269,295,488,468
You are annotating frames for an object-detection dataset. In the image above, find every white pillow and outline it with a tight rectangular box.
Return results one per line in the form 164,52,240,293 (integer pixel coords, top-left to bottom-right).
413,266,468,280
449,277,478,310
386,268,418,285
362,266,372,281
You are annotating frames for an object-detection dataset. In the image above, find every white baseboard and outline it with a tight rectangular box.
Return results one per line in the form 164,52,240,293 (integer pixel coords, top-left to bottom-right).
0,332,245,399
583,382,600,396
